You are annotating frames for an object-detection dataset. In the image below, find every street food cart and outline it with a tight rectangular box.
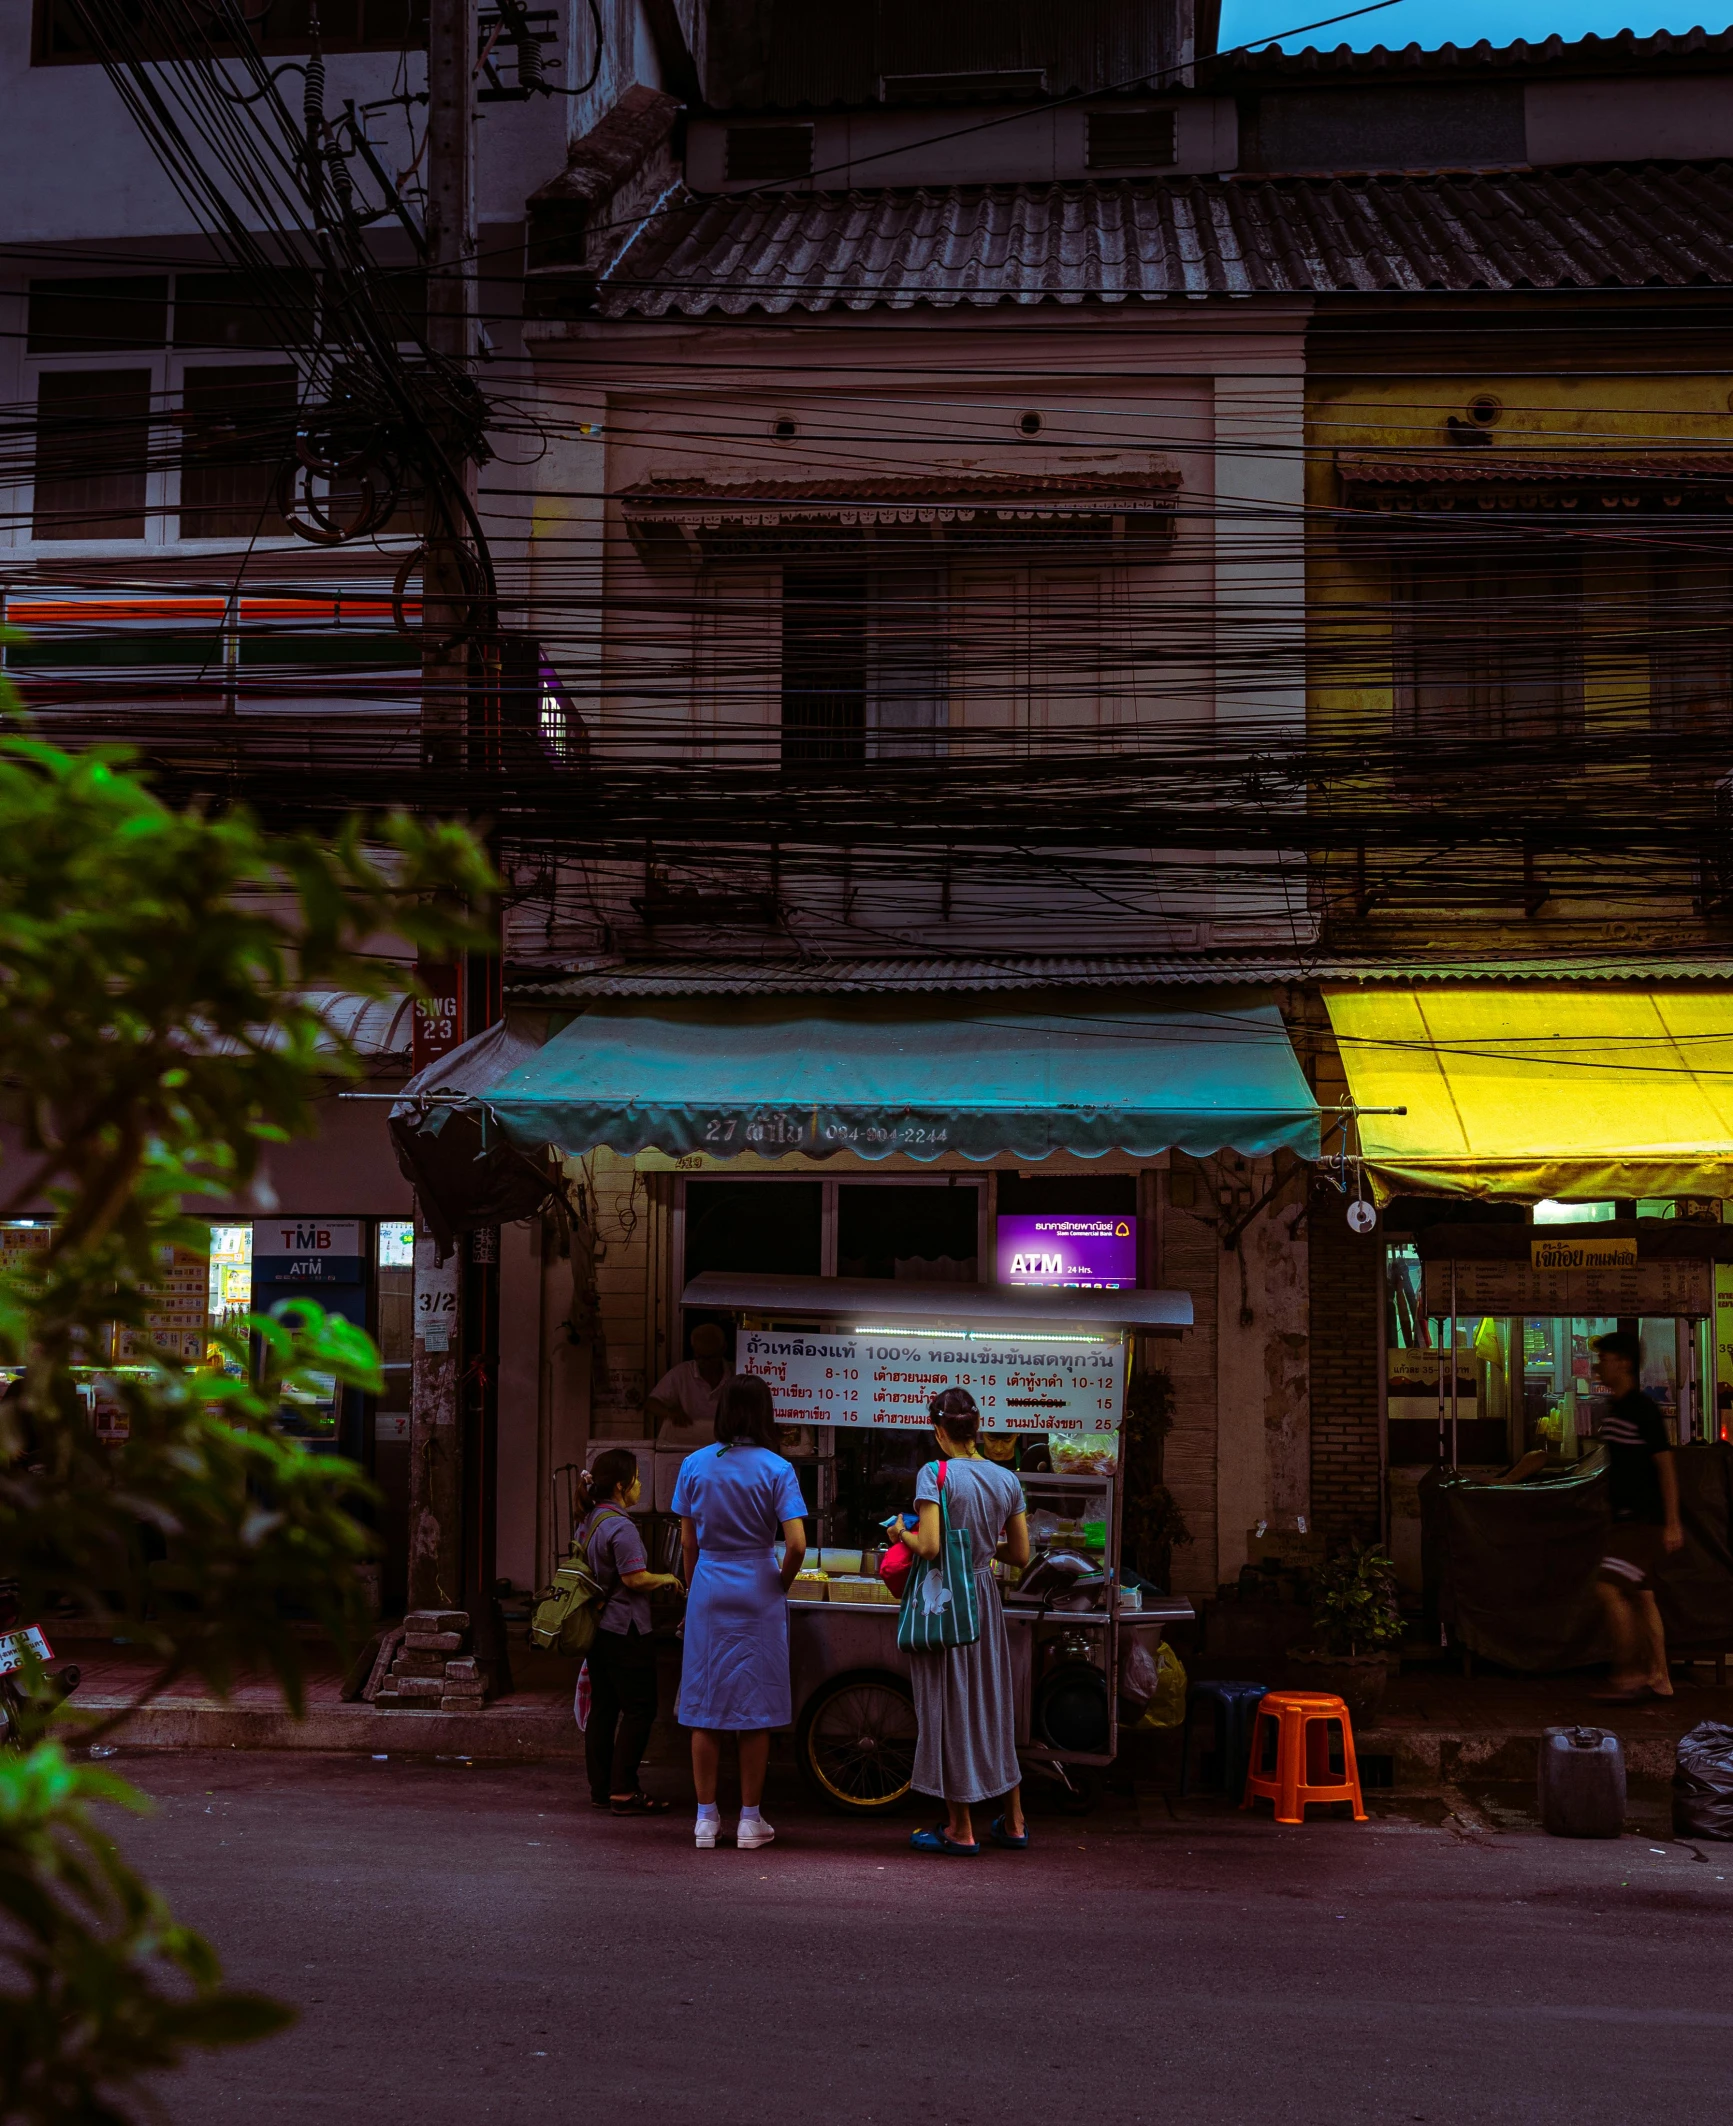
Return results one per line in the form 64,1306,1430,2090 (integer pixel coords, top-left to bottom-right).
681,1271,1195,1814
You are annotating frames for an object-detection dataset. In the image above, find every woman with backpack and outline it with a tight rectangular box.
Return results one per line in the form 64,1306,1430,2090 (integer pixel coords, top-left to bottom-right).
900,1387,1031,1856
672,1373,808,1851
577,1448,685,1817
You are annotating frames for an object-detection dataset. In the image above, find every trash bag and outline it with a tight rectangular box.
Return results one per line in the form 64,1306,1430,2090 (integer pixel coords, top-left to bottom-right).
1674,1721,1733,1841
1134,1641,1188,1731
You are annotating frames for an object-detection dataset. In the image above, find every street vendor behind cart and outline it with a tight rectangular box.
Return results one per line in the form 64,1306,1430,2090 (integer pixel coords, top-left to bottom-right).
647,1322,733,1448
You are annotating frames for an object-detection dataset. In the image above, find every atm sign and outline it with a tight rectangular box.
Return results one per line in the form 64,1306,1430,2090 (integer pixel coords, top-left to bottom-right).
253,1220,364,1286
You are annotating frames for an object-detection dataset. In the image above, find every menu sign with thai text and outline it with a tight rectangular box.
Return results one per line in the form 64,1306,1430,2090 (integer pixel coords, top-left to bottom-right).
1529,1235,1638,1270
114,1243,211,1363
1424,1258,1712,1317
738,1328,1125,1433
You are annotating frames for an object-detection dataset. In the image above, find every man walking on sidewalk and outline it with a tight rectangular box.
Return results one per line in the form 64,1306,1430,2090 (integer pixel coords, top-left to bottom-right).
1591,1331,1684,1703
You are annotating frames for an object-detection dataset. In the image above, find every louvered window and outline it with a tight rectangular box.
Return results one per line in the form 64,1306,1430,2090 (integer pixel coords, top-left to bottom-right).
1086,109,1178,170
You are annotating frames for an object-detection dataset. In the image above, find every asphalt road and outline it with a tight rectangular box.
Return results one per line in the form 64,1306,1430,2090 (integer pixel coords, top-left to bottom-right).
112,1751,1733,2126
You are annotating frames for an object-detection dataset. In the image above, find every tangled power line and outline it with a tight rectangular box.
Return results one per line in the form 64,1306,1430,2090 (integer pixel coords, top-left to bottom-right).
4,3,1732,961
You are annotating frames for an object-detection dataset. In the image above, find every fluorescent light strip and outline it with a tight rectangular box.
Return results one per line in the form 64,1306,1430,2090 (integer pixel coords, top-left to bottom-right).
850,1326,1115,1345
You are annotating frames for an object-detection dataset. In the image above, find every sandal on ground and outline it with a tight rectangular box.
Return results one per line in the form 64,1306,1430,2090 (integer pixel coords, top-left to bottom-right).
988,1816,1030,1850
910,1824,980,1856
610,1791,672,1815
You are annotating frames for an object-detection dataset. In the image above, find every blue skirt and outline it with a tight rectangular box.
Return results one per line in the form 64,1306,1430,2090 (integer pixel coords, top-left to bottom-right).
676,1548,792,1732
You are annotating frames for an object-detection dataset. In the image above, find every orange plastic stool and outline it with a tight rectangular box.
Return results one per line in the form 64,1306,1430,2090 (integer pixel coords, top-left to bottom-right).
1240,1691,1367,1825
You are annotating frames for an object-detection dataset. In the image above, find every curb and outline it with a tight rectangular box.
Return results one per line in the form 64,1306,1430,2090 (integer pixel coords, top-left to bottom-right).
1356,1726,1678,1786
61,1696,585,1761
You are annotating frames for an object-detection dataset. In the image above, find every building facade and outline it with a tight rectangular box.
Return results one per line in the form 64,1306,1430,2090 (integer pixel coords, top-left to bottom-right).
8,5,1733,1615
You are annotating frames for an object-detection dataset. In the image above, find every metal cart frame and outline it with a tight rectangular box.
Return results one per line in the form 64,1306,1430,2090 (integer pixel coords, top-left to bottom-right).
681,1272,1196,1816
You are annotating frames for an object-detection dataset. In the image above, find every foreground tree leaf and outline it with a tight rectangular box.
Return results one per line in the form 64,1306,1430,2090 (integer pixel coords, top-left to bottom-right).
0,699,494,2116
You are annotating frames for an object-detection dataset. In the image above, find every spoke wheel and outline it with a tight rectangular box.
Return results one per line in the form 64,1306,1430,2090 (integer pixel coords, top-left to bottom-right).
797,1672,918,1815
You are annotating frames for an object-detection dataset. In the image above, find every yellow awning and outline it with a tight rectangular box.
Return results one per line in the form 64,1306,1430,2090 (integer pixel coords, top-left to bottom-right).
1322,986,1733,1201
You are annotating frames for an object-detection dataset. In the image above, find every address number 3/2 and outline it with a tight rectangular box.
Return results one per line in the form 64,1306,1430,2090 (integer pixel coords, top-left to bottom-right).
417,1291,457,1314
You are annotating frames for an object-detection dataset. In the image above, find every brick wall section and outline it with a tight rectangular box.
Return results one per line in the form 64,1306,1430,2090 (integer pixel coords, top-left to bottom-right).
1284,984,1385,1546
1307,1188,1384,1544
1161,1189,1220,1598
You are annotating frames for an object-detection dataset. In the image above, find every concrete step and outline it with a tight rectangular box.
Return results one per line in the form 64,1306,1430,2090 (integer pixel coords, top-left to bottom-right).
58,1693,584,1762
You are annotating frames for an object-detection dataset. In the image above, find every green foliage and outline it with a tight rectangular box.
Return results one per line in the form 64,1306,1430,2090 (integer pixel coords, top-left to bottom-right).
1309,1542,1404,1658
0,714,494,2120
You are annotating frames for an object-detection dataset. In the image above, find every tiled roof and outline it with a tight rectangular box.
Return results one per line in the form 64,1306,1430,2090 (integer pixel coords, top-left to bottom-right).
1207,26,1733,83
622,470,1181,502
1338,451,1733,485
509,953,1733,999
597,167,1733,316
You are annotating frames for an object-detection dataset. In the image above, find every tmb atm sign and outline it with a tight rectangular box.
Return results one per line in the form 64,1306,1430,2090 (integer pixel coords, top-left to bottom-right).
412,961,466,1074
252,1220,364,1287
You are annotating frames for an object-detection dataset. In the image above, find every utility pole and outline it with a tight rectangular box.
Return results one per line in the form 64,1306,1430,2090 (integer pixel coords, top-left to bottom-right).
408,0,480,1613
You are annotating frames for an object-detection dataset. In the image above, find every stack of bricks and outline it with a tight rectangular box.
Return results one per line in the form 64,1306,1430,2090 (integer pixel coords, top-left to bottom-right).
374,1610,492,1712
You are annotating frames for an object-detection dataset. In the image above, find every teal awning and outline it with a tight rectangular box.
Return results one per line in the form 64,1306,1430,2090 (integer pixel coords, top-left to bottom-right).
481,992,1321,1164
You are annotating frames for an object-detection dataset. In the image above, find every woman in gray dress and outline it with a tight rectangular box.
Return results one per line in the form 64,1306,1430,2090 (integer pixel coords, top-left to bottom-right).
902,1388,1031,1855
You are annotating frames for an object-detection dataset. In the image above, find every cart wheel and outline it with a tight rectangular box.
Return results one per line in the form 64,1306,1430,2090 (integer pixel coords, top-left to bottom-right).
797,1672,918,1815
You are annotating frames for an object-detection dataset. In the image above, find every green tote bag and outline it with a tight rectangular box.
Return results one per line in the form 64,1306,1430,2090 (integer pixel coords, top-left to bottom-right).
896,1461,982,1653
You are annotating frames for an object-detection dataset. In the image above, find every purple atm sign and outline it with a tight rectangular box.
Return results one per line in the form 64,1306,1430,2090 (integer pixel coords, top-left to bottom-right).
997,1215,1136,1290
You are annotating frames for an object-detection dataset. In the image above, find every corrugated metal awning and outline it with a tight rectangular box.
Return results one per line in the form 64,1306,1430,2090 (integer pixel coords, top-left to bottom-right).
510,954,1733,1000
1325,985,1733,1201
479,992,1321,1165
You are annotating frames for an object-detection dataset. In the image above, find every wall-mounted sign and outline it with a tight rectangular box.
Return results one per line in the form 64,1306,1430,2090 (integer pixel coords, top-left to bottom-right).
1425,1257,1712,1318
113,1241,210,1363
738,1327,1125,1433
414,1231,459,1360
412,961,465,1074
253,1219,364,1286
996,1215,1135,1289
1530,1235,1638,1271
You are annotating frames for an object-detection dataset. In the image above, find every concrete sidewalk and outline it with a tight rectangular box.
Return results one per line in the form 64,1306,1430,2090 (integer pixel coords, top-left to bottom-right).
51,1633,586,1762
51,1632,1733,1787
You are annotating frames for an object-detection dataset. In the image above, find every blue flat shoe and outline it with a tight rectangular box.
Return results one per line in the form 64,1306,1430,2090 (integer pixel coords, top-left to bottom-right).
988,1816,1029,1850
910,1825,980,1856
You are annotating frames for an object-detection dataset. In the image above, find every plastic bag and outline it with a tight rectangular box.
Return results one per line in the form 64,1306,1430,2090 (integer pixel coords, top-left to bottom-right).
1119,1639,1159,1712
1134,1641,1187,1731
1674,1721,1733,1840
573,1661,591,1734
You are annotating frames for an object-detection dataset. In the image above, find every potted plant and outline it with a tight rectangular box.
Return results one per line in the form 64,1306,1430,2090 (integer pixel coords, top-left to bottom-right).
1287,1543,1404,1721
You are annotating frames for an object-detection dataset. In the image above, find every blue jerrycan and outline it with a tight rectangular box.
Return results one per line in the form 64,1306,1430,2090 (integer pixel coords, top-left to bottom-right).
1537,1725,1626,1838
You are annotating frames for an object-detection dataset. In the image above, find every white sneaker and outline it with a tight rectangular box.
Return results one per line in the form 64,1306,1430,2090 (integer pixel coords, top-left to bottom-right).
694,1814,720,1850
736,1815,776,1851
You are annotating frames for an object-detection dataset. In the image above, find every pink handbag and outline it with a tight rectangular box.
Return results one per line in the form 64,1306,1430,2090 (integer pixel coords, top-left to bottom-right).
878,1460,943,1600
